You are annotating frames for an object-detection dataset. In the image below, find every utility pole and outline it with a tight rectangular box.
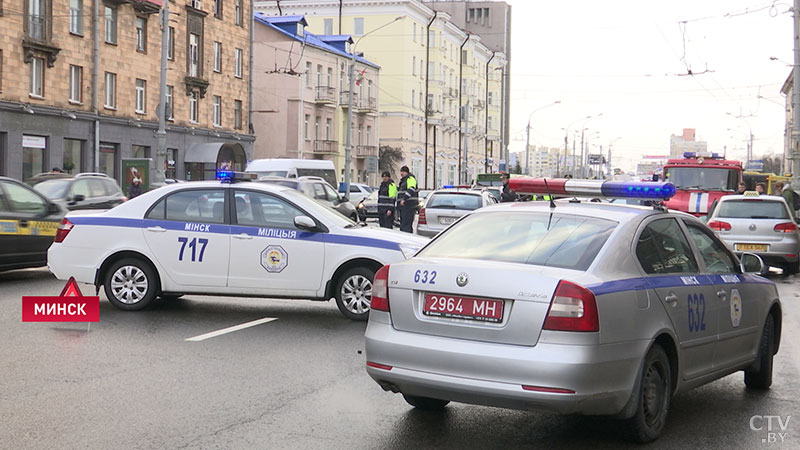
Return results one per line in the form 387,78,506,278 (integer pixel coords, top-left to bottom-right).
580,129,586,178
793,0,800,188
525,121,530,175
462,102,470,183
154,1,170,187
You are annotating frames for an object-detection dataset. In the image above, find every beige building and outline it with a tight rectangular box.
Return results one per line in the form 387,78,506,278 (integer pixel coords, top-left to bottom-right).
254,0,506,188
0,0,253,182
669,128,707,157
252,14,380,185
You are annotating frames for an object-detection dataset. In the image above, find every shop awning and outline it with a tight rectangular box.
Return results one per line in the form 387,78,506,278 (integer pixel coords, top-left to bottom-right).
184,143,226,164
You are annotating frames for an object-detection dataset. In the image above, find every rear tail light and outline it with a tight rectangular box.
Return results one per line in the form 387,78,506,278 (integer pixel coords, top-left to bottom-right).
54,218,74,243
370,265,390,312
543,280,599,332
708,220,731,231
366,361,393,371
418,208,427,225
774,222,798,233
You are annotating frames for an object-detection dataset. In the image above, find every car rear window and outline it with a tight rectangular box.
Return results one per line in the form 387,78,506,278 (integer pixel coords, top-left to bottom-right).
34,179,71,199
717,199,790,219
417,211,617,271
426,192,482,210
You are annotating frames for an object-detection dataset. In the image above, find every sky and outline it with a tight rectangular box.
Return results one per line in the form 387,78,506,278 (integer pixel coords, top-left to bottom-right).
507,0,794,173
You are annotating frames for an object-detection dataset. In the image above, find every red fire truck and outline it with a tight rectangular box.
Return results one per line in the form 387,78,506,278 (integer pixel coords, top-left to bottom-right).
663,152,743,216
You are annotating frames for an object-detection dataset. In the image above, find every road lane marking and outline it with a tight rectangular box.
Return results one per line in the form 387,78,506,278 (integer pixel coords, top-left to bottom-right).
185,317,278,342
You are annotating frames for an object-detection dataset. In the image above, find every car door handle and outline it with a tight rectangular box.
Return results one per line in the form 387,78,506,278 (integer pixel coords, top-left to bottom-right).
717,290,728,300
664,294,679,305
233,233,253,240
146,226,167,233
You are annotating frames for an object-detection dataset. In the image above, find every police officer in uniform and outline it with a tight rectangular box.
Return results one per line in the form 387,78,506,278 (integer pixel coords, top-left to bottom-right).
396,166,418,233
377,171,397,229
500,173,517,202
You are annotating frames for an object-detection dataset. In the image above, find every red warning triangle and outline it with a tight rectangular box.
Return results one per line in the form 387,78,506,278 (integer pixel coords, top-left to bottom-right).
59,277,84,297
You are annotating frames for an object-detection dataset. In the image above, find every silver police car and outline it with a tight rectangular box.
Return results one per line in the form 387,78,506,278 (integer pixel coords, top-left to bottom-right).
707,192,800,274
365,179,781,443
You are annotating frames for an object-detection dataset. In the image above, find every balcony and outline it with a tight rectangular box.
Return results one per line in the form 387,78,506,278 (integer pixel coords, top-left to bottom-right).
23,15,60,67
315,86,336,104
339,90,358,107
443,87,459,98
313,140,338,154
356,145,378,158
474,100,486,109
357,97,377,113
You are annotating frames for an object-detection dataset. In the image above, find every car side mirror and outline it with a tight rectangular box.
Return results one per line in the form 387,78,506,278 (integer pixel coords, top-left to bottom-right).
740,252,765,274
48,202,61,214
72,194,86,202
794,217,800,225
294,215,317,230
339,194,348,203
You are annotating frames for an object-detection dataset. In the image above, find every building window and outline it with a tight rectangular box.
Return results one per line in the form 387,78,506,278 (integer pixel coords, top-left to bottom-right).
483,8,490,24
234,48,243,78
132,145,149,159
22,135,46,181
357,125,362,145
324,18,333,35
316,64,322,86
234,99,242,129
189,33,199,77
488,116,493,130
467,8,475,23
214,0,222,19
429,29,435,46
69,0,82,35
212,95,221,126
354,17,364,36
419,92,423,110
305,62,312,86
304,114,310,139
63,139,82,174
104,72,115,108
413,23,417,42
412,89,415,108
420,59,424,79
325,118,332,140
166,148,177,179
135,17,146,52
234,0,242,26
327,67,332,88
366,125,371,144
69,65,82,103
166,85,174,120
104,5,116,44
314,116,321,140
167,27,175,60
213,42,222,72
135,79,146,114
27,0,49,41
30,56,44,97
488,91,493,105
98,143,117,179
189,91,198,123
367,80,372,99
0,50,3,92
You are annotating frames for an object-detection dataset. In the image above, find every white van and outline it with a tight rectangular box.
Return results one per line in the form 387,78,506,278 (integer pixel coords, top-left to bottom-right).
246,159,337,187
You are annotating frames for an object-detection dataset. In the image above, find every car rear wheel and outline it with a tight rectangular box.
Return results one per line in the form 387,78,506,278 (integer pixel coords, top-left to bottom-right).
104,258,158,311
402,394,449,411
622,345,672,443
334,267,375,321
745,314,775,389
782,261,799,275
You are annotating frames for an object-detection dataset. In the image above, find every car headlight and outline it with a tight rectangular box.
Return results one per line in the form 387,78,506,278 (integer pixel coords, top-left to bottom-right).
358,203,364,209
399,244,421,259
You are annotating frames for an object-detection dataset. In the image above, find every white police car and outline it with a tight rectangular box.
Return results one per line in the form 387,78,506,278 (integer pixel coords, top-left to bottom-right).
48,171,427,320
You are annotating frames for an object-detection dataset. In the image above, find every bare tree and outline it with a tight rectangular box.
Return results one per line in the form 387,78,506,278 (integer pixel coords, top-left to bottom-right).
379,145,404,178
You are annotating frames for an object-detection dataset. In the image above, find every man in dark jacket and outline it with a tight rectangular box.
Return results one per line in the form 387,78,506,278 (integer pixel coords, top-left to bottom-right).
397,166,418,233
377,171,397,229
500,173,516,202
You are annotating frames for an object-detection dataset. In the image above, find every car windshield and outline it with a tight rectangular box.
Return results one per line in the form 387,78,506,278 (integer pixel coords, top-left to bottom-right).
426,193,482,210
296,169,336,186
250,170,288,178
417,211,617,271
33,179,72,199
717,199,790,219
664,167,739,191
280,189,355,227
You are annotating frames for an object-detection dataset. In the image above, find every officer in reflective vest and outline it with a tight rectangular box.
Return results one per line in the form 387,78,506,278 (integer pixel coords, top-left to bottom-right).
397,165,418,233
377,171,397,229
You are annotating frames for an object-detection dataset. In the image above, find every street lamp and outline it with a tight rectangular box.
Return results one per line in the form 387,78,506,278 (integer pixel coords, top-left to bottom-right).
726,113,754,167
562,113,601,178
344,16,404,195
607,137,622,176
524,100,561,175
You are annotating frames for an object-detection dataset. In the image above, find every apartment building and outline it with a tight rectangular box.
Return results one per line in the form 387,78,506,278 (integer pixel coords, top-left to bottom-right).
252,14,380,185
0,0,253,182
254,0,506,188
424,0,511,169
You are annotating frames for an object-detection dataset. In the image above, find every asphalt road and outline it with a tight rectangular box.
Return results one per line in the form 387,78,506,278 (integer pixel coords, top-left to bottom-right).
1,267,799,450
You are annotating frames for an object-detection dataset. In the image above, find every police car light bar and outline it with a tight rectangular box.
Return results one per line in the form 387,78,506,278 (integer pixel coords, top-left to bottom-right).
508,178,677,200
442,185,472,189
216,170,257,182
683,151,721,159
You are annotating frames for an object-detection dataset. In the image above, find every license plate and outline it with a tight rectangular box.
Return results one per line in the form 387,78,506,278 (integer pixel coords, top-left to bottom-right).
423,293,504,323
439,217,456,225
736,243,768,252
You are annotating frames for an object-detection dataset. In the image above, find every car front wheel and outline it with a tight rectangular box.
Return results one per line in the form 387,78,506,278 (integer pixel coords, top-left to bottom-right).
745,314,775,389
104,258,159,311
334,266,375,321
622,345,672,443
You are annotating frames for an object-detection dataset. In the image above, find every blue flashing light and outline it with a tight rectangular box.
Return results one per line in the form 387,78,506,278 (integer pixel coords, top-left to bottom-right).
216,170,234,181
683,152,696,158
601,181,676,200
443,185,455,189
